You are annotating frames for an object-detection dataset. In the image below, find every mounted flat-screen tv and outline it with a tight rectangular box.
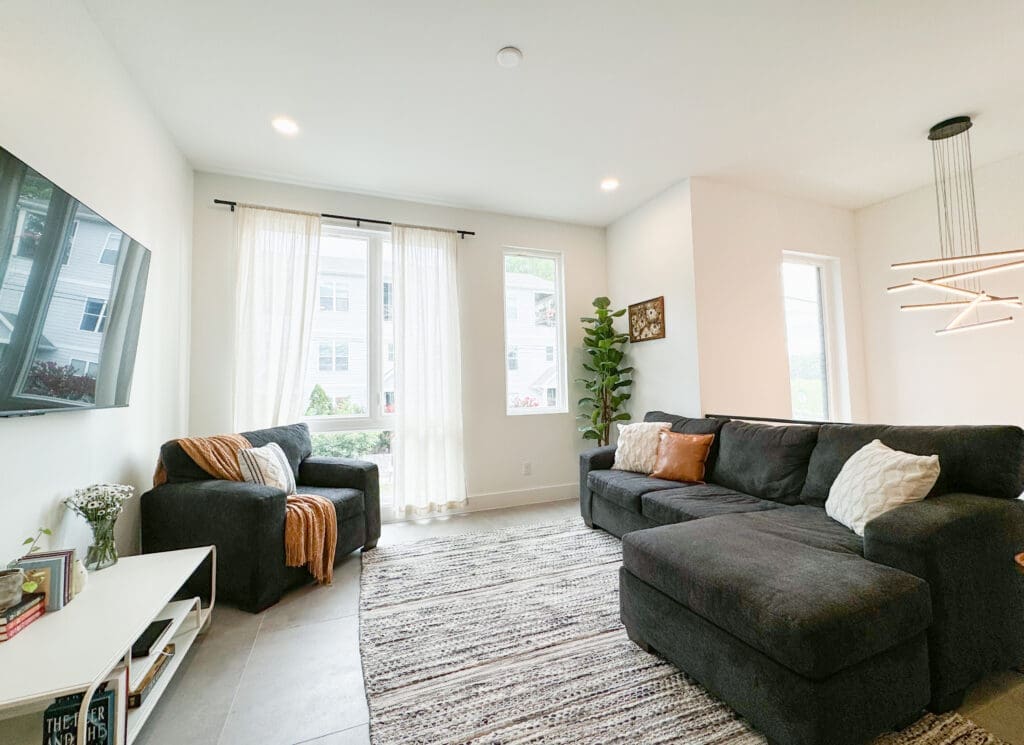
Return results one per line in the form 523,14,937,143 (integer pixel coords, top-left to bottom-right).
0,146,150,417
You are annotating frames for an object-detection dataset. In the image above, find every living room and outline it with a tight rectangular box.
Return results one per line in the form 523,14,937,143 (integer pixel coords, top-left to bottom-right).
1,1,1023,744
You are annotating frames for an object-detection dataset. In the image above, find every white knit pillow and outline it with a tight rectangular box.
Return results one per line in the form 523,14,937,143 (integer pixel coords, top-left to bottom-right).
826,439,940,536
612,422,670,474
238,442,297,495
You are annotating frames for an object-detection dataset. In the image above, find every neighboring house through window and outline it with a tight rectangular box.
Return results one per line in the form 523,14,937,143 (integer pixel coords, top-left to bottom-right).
503,248,568,414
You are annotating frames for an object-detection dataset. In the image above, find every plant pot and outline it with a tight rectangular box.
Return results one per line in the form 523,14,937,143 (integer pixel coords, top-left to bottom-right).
0,568,25,611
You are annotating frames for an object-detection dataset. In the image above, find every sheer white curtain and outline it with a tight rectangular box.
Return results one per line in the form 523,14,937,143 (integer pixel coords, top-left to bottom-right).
391,225,467,516
233,207,321,431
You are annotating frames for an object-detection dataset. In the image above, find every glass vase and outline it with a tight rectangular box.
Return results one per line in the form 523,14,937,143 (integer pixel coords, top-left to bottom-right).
85,518,118,571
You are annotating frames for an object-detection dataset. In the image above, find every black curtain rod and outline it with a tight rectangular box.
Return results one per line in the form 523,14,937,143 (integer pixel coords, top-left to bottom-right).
213,199,476,238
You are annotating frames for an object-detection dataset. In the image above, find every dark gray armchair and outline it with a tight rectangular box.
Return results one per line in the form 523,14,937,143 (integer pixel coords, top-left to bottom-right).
141,423,380,612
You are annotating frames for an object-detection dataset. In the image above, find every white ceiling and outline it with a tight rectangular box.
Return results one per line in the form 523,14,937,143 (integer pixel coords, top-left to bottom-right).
84,0,1024,226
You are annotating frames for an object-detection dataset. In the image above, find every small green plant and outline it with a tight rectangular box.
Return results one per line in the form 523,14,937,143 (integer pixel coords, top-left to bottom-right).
576,297,633,446
11,527,51,592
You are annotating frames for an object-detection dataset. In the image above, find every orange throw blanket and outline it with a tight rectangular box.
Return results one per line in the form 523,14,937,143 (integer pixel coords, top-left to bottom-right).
154,434,337,584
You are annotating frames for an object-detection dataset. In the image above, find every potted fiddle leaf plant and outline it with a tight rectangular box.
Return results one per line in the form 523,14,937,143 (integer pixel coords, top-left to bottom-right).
577,297,633,447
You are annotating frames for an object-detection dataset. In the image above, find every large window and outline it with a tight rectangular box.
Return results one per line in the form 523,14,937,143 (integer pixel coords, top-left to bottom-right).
781,254,841,421
304,224,394,503
503,248,567,415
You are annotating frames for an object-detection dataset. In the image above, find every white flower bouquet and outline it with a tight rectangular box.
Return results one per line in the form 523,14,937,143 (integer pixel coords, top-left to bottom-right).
66,484,134,570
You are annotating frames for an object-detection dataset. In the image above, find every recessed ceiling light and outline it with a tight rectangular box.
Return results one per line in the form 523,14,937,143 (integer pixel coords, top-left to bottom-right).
496,46,523,68
271,116,300,137
600,177,620,192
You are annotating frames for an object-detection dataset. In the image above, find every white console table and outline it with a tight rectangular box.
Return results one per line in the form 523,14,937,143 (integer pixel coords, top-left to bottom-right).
0,546,215,744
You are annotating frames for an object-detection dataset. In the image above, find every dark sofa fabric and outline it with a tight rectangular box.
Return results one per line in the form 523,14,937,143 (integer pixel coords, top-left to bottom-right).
591,495,658,538
623,516,931,679
579,444,616,527
621,568,931,745
641,484,781,525
864,492,1024,708
586,470,682,513
299,456,382,548
142,423,380,612
801,423,1024,507
582,409,1024,741
711,420,819,503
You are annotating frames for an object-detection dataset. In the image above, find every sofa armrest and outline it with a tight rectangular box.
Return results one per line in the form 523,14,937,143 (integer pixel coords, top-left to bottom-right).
140,480,289,611
299,456,380,549
863,492,1024,704
579,445,616,526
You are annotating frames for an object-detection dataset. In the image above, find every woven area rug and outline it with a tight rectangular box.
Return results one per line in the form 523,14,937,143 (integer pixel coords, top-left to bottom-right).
360,517,1003,744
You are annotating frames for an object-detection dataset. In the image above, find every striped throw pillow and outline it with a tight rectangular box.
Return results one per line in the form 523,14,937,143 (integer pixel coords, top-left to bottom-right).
237,442,297,495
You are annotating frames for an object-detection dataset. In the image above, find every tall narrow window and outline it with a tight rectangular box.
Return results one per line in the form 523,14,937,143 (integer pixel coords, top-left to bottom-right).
782,256,834,421
503,248,567,414
304,224,395,509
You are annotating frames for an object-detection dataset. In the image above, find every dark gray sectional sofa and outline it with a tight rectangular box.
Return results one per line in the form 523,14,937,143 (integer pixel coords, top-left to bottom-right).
142,423,380,612
580,411,1024,745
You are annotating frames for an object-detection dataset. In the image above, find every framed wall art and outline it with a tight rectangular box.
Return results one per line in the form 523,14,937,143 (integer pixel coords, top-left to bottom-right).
628,296,665,342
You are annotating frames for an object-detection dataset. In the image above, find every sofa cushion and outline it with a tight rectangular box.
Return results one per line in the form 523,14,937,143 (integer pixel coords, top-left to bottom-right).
295,485,364,521
732,505,864,554
644,411,729,472
801,423,1024,507
242,423,313,480
710,421,819,503
622,510,932,679
641,484,783,525
587,470,682,513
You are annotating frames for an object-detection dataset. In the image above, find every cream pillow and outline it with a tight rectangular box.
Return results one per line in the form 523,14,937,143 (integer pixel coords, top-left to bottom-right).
612,422,670,474
825,439,940,536
238,442,297,495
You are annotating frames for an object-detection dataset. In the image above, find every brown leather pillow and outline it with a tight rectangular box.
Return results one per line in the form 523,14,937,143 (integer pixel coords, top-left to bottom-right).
651,431,715,483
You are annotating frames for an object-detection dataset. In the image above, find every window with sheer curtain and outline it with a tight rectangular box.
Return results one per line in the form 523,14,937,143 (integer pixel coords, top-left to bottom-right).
302,223,396,505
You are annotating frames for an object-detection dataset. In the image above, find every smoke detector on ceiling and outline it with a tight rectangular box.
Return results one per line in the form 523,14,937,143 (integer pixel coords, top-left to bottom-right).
496,46,523,68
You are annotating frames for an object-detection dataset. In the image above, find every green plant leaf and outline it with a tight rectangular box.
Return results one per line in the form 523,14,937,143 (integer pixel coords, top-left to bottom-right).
612,412,631,421
582,430,601,440
593,297,611,309
611,308,626,317
41,528,52,535
22,538,32,545
22,580,38,593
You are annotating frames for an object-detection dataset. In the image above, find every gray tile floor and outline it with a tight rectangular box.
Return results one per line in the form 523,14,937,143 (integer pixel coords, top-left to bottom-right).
135,499,1024,745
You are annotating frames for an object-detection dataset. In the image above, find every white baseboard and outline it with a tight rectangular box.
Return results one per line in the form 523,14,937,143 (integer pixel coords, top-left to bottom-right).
382,483,577,524
465,483,577,512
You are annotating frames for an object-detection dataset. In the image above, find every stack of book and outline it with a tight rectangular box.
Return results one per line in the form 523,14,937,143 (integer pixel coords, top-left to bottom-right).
16,548,75,612
0,592,45,642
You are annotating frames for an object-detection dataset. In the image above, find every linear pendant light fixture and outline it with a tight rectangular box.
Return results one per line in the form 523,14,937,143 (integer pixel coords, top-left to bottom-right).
888,116,1023,334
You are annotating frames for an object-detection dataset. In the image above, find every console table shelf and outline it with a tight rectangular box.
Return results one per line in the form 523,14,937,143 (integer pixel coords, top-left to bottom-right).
0,546,215,744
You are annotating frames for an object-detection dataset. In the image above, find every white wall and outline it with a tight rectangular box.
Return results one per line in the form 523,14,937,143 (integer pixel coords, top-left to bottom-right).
0,0,193,558
606,180,702,420
190,172,605,509
690,178,868,421
855,152,1024,426
605,177,867,424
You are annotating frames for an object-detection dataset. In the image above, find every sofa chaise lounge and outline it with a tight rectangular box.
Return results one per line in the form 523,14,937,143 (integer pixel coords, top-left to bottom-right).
141,423,380,612
580,411,1024,745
